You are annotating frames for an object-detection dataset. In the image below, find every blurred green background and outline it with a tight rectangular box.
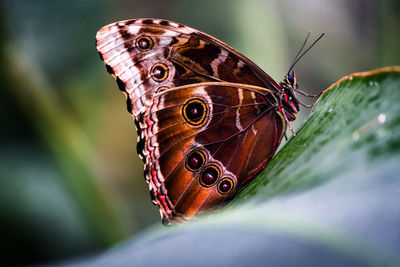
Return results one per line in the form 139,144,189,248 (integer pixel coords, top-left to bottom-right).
0,0,399,265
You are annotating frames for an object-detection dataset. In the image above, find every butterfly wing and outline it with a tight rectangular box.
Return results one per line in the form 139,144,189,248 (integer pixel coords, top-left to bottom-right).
95,18,281,117
141,82,285,222
96,19,286,223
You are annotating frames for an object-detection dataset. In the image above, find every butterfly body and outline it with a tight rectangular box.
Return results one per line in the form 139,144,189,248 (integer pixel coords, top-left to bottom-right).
96,18,301,223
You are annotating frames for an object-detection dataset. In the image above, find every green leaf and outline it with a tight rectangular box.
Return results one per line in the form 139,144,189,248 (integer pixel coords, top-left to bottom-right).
70,67,400,266
231,66,400,204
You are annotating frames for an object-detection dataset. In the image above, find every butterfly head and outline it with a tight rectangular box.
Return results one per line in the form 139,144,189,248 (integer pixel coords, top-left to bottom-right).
278,32,325,122
286,70,297,88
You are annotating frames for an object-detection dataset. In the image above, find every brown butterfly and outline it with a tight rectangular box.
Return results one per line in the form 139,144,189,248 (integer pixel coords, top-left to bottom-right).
96,18,323,224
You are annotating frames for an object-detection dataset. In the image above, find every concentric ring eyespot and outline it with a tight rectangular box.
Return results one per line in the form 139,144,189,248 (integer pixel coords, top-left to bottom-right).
135,35,153,51
200,165,220,187
150,63,169,82
156,86,169,93
185,150,206,172
217,178,234,195
182,98,208,126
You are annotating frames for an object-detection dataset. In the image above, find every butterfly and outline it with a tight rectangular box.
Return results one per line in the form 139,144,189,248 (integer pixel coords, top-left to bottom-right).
95,18,323,224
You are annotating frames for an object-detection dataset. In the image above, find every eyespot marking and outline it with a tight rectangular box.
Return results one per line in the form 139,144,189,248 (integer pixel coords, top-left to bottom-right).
200,165,220,187
150,63,169,82
136,35,153,51
182,98,208,126
185,150,206,172
217,178,234,194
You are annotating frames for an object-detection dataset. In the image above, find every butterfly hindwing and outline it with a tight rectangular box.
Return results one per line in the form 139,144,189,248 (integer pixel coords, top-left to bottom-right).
141,82,285,221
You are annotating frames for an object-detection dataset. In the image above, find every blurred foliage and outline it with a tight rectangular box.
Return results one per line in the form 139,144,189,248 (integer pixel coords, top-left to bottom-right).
0,0,399,265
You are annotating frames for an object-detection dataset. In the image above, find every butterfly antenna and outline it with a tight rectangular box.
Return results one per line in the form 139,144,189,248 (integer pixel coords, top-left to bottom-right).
288,32,325,74
288,31,310,74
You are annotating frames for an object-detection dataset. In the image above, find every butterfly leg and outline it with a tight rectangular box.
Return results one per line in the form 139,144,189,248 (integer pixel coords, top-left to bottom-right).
293,89,322,108
281,109,296,137
299,102,315,108
293,88,322,98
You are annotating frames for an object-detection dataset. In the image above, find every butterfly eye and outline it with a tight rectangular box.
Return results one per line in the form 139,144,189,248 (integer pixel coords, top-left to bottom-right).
185,150,206,172
287,75,295,85
217,178,234,194
136,35,153,51
151,63,169,82
182,98,207,126
200,165,220,187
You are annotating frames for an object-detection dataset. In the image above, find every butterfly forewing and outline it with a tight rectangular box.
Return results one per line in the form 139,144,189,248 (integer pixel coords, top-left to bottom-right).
96,18,281,116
